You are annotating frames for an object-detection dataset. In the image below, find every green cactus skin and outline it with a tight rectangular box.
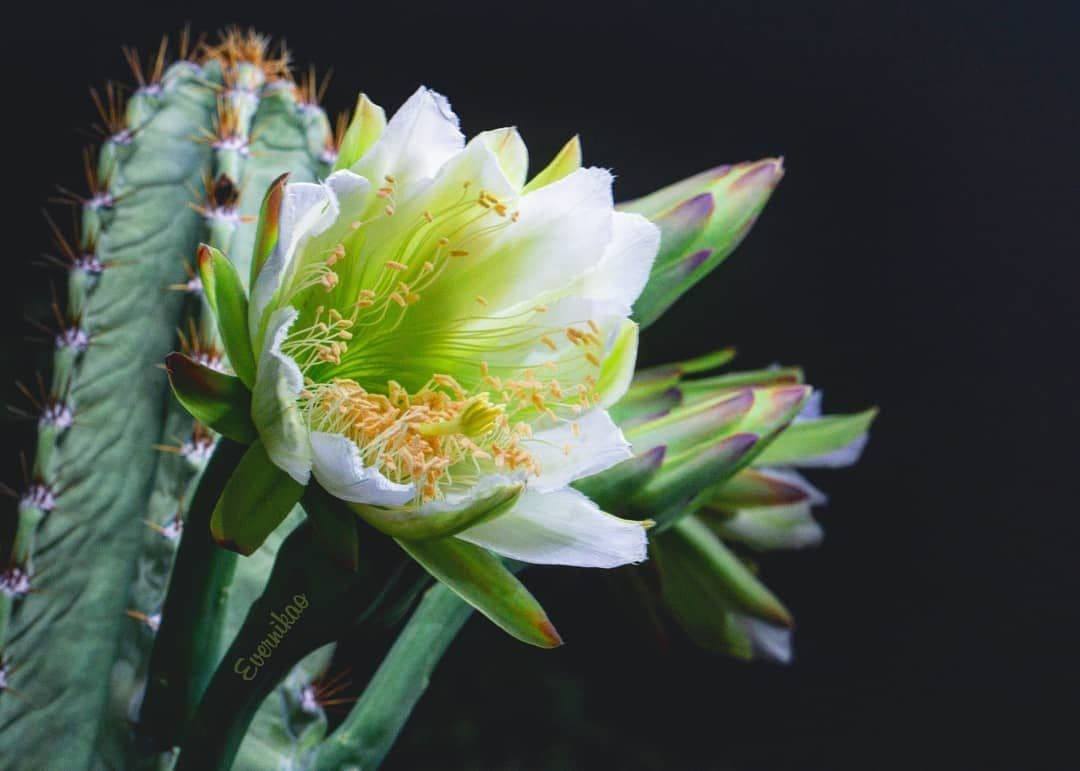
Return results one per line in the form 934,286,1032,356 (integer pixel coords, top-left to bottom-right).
0,33,337,770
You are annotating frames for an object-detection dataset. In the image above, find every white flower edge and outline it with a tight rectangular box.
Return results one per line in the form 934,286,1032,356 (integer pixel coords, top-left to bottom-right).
456,486,648,568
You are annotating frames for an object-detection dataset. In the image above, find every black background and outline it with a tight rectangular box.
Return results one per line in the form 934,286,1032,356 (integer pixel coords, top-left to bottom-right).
1,1,1075,768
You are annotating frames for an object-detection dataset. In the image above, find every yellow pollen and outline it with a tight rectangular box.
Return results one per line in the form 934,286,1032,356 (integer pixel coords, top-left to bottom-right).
302,379,537,502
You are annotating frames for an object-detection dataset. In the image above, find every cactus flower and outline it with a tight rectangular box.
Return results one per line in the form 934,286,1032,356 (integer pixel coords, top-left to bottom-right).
175,86,661,620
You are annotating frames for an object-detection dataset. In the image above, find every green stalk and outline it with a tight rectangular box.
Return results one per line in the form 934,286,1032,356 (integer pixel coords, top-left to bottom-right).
136,438,245,752
175,489,421,771
315,581,474,770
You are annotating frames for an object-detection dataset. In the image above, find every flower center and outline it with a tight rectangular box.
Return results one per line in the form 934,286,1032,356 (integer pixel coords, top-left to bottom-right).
278,177,612,502
301,375,538,501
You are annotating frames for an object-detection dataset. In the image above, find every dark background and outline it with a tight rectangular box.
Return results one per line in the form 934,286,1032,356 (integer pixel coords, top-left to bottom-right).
1,1,1075,768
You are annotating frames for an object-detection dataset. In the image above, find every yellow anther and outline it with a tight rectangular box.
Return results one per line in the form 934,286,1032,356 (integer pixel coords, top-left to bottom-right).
480,361,489,376
385,174,396,184
437,237,450,248
385,205,395,216
475,295,488,306
571,422,581,437
406,292,421,304
540,335,557,351
423,210,434,223
389,292,406,307
534,304,548,313
587,319,600,335
386,260,408,271
586,352,601,367
451,249,469,257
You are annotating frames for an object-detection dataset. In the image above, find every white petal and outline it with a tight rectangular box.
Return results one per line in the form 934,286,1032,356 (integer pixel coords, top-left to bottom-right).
249,180,338,343
309,431,415,505
524,409,631,494
462,167,615,311
251,307,311,485
352,86,464,194
579,211,660,312
457,487,647,568
479,127,529,190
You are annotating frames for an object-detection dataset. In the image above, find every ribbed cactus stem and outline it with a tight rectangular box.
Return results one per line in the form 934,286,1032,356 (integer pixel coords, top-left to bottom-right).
0,57,219,768
315,581,476,770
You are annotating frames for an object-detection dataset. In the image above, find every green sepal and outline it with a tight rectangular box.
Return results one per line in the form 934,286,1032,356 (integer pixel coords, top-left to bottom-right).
680,366,804,406
301,484,360,571
250,172,289,287
738,385,812,439
710,468,812,507
523,135,581,193
627,388,753,456
653,514,793,631
754,408,878,467
700,501,823,552
397,536,563,648
197,244,256,388
620,366,683,404
211,439,305,555
334,94,386,172
354,482,524,541
632,247,713,328
573,445,667,512
608,386,682,428
632,433,759,523
165,352,255,444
